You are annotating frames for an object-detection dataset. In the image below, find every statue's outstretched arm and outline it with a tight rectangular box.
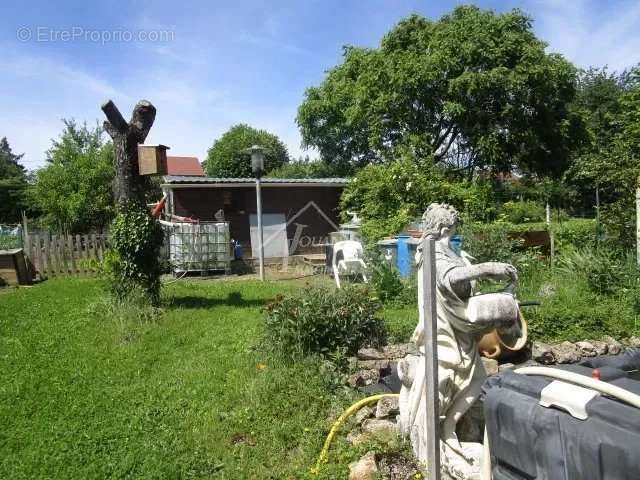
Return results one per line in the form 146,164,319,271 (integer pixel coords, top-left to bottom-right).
448,262,517,287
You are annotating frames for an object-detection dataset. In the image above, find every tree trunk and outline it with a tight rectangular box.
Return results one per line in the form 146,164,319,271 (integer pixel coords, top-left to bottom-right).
101,99,156,207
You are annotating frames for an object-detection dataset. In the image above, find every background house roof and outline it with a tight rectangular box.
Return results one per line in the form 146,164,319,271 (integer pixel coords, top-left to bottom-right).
166,156,205,176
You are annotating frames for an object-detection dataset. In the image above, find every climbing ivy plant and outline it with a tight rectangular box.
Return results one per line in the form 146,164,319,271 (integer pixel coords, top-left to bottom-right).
107,204,164,305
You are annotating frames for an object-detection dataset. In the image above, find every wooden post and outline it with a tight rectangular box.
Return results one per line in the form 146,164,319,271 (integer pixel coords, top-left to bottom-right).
421,237,440,479
56,235,64,275
68,235,77,275
82,234,89,275
596,186,602,243
21,211,30,258
97,235,105,262
33,234,41,280
41,233,49,278
50,234,58,276
546,202,554,264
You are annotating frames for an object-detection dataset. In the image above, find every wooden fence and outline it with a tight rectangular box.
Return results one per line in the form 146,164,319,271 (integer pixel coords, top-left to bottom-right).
23,233,110,279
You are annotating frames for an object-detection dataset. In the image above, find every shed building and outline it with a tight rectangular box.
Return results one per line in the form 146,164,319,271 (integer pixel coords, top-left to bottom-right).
161,176,348,259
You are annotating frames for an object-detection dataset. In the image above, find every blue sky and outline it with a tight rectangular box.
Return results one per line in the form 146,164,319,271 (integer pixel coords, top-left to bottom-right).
1,0,639,170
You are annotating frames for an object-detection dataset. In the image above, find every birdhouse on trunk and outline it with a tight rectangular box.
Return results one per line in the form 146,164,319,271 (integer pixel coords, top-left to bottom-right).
137,144,169,175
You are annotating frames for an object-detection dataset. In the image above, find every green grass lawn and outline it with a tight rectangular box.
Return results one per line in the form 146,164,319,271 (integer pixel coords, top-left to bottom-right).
1,277,404,479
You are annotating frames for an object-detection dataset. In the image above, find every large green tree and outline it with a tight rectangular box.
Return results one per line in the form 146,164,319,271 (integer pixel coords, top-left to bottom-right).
297,6,584,177
267,155,343,178
204,124,289,177
0,137,28,223
566,67,637,204
566,67,640,246
31,120,114,232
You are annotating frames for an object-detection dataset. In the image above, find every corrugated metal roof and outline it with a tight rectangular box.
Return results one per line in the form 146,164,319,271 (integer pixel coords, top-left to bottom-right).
162,175,349,185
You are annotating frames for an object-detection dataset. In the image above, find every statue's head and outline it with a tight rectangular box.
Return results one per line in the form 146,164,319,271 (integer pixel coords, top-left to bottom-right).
422,203,459,240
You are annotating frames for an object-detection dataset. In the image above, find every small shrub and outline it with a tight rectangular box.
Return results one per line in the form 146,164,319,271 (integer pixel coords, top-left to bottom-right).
262,285,386,358
370,261,405,303
365,246,417,306
553,218,596,252
501,200,545,224
601,199,636,248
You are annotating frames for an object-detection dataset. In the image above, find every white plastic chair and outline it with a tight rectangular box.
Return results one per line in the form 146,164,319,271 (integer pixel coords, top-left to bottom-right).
332,240,368,288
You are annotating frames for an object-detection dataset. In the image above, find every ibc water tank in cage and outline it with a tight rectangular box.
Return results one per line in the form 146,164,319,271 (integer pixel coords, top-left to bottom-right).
164,222,231,274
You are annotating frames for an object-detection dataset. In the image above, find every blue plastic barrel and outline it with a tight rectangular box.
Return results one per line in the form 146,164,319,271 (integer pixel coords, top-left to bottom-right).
232,240,242,260
396,235,411,278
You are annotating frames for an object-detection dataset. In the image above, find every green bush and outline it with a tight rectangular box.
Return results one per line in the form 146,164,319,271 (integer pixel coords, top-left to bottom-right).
601,199,636,248
262,285,386,358
552,218,596,252
372,265,417,306
501,200,545,223
370,260,405,304
457,221,524,264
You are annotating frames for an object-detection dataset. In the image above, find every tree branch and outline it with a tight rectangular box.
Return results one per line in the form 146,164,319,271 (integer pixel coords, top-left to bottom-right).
101,100,128,134
434,127,460,163
434,122,455,151
129,100,157,143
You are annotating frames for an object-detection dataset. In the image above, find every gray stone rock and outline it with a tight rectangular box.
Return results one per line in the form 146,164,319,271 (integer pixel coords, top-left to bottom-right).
377,451,422,479
354,405,374,425
348,369,379,388
602,336,623,355
356,359,391,371
532,341,555,364
591,340,609,355
627,336,640,348
375,397,400,419
576,341,597,357
349,451,378,480
551,341,581,364
361,418,398,437
382,343,413,359
498,362,516,372
481,357,499,376
357,348,386,360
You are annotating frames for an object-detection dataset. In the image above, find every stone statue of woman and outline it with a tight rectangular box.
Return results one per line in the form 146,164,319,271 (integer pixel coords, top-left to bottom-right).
397,203,519,480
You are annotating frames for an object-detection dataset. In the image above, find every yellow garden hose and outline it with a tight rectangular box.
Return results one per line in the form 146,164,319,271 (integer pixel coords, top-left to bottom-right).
312,393,400,474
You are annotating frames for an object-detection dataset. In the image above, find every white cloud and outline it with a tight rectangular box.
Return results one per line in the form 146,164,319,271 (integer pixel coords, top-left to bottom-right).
0,53,127,100
530,0,640,71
